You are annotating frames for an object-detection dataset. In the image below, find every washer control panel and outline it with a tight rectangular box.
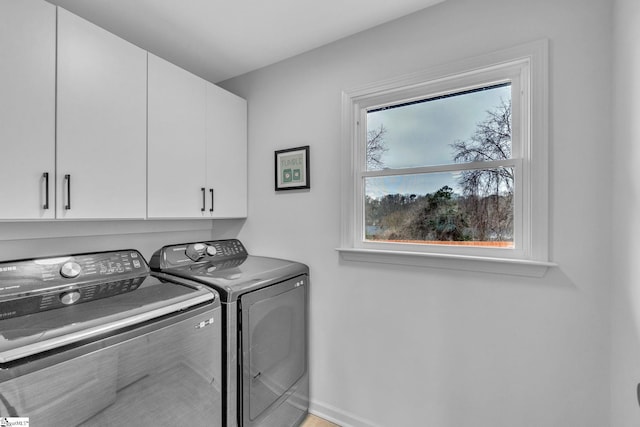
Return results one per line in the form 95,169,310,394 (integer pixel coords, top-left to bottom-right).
149,239,247,270
0,250,149,320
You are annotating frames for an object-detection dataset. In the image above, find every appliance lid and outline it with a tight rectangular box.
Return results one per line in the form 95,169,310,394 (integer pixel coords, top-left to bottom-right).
0,275,215,364
0,251,217,364
157,255,307,301
150,240,308,301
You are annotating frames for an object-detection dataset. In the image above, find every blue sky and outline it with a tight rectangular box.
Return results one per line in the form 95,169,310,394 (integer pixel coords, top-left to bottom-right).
365,84,510,199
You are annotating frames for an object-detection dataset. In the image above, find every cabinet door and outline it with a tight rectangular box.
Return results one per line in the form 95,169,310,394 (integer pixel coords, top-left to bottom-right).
148,54,207,218
0,0,56,219
56,8,147,219
205,84,248,218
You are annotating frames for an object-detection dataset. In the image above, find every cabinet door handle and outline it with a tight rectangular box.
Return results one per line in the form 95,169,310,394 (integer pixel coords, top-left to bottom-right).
201,187,206,212
209,188,214,213
42,172,49,210
64,174,71,210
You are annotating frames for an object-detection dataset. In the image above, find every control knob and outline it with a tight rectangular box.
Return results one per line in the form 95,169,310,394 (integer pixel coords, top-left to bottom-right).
185,243,207,261
60,261,82,278
60,290,81,305
206,245,217,256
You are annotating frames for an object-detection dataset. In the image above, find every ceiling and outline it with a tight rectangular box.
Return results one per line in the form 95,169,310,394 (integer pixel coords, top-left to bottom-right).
46,0,444,83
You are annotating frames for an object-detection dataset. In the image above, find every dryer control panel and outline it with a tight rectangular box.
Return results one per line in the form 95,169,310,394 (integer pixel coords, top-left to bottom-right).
149,239,248,270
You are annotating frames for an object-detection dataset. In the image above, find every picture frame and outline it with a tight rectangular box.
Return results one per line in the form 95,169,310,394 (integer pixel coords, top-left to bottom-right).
274,145,310,191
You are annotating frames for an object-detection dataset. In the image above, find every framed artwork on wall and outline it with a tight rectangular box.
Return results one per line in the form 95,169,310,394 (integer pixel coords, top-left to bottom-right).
274,145,310,191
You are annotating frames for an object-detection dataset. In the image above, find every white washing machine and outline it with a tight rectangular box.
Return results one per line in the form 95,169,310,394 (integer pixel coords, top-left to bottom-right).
150,239,309,427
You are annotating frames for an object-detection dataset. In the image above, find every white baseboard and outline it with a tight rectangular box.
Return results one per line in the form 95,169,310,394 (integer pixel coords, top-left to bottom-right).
309,399,383,427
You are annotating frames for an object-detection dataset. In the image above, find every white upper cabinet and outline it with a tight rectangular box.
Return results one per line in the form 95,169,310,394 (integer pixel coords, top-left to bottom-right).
147,53,208,218
1,3,246,222
56,8,147,219
0,0,56,220
148,54,247,219
206,83,248,218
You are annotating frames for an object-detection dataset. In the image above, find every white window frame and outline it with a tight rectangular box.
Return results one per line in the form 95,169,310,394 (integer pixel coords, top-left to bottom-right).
337,40,555,277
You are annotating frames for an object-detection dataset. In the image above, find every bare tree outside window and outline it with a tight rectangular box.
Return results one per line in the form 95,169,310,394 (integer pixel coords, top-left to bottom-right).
366,124,388,170
451,99,513,241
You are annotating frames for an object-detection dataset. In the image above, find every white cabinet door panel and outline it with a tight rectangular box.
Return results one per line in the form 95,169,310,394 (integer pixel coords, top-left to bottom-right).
56,8,147,219
206,83,248,218
0,0,55,219
148,54,207,218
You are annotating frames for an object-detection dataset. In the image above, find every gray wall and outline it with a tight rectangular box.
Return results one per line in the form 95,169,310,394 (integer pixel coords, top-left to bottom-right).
221,0,614,425
0,219,245,261
612,0,640,425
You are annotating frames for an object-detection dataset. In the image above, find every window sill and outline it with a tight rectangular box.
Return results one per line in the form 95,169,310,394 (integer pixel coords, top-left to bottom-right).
336,247,556,277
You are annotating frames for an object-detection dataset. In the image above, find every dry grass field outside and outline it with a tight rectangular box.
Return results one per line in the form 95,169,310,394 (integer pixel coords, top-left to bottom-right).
380,239,514,247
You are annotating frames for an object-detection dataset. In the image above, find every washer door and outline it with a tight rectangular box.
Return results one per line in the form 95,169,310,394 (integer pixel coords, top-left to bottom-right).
240,275,307,426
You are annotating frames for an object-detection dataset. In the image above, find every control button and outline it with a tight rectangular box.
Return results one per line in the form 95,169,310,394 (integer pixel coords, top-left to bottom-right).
206,245,217,256
185,243,207,261
60,290,81,305
60,261,82,278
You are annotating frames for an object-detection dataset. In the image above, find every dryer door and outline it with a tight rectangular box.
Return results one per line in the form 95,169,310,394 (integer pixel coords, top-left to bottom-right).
240,275,307,427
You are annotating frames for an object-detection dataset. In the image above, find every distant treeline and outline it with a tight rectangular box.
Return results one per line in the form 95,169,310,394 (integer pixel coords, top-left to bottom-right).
365,186,513,243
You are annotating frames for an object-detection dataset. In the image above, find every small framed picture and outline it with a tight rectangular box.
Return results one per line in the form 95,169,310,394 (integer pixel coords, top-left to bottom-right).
275,146,310,191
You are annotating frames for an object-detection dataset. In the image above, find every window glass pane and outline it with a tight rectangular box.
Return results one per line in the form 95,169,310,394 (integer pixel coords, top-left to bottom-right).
364,169,514,247
366,84,512,171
